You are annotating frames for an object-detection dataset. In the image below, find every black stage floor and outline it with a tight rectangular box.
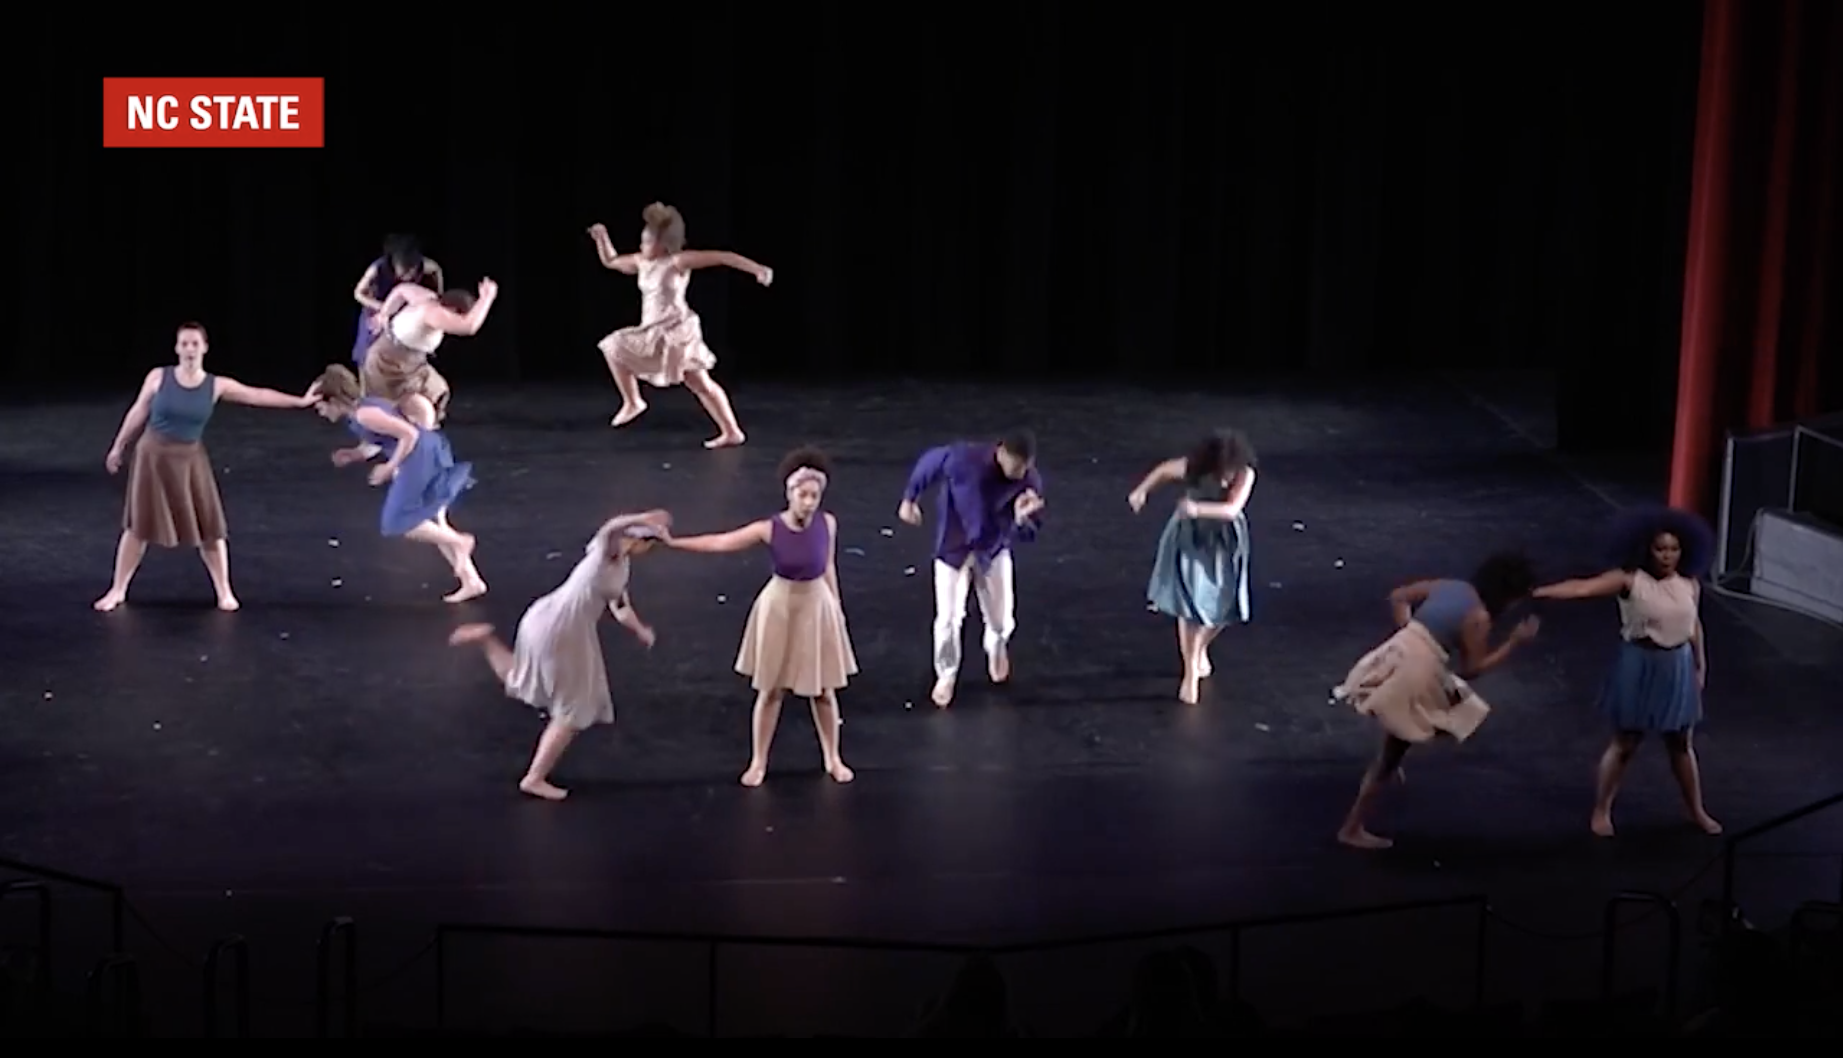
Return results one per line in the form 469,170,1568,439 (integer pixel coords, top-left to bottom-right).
2,378,1840,1035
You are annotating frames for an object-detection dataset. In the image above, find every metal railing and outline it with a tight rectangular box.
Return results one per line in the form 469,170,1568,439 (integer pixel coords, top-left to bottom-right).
0,855,128,965
1600,891,1682,1014
432,893,1490,1036
1721,790,1843,911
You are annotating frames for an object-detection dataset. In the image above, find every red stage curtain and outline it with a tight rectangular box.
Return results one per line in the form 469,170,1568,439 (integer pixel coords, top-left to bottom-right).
1670,0,1843,514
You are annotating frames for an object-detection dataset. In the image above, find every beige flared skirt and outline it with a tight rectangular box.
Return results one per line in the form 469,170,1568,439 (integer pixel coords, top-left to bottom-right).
124,431,227,548
1333,621,1491,744
735,576,858,697
597,312,716,388
361,336,450,416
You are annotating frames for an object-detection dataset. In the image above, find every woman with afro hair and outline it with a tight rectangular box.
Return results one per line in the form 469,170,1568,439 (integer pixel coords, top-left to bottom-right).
1534,506,1721,837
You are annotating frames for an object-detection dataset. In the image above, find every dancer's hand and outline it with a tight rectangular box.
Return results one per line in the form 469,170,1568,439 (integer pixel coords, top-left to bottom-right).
366,312,384,334
1127,488,1147,513
1015,489,1044,523
587,223,609,242
1695,665,1706,690
368,463,396,487
1510,615,1540,642
755,266,774,287
897,499,922,526
477,277,499,299
105,447,124,475
331,447,366,468
296,381,323,408
634,624,656,649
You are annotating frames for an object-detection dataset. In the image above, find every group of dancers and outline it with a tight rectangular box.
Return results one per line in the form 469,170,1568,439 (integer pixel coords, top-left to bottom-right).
93,206,1724,846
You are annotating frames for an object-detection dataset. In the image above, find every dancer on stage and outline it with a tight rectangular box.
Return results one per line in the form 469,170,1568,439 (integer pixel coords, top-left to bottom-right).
1533,506,1721,837
587,202,765,448
1334,553,1540,849
1128,429,1257,704
897,430,1044,708
360,277,498,420
96,323,323,612
449,511,672,801
312,365,485,602
667,447,856,785
350,234,443,366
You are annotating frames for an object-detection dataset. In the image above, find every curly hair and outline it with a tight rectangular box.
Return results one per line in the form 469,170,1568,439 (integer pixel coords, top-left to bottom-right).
777,445,832,482
642,202,686,254
315,364,362,404
1469,551,1536,617
1184,429,1257,483
1603,505,1714,579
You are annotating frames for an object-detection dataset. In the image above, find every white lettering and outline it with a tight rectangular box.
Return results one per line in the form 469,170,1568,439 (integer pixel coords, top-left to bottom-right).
186,94,303,131
127,95,182,130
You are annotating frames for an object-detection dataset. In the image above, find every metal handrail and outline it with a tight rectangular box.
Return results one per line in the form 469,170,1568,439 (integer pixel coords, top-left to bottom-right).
1720,790,1843,910
1600,891,1681,1014
0,855,128,953
316,917,357,1037
204,934,251,1037
85,953,141,1037
1,879,53,983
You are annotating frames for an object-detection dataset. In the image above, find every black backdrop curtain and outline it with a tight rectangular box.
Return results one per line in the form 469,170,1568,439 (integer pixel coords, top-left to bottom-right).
12,5,1700,420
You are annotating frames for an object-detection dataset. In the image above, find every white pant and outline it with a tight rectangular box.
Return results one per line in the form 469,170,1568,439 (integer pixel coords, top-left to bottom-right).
932,552,1016,681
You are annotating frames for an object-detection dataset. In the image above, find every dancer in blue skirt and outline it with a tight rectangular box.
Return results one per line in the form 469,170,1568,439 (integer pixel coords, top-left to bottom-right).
1533,505,1720,837
313,365,486,603
1127,430,1256,704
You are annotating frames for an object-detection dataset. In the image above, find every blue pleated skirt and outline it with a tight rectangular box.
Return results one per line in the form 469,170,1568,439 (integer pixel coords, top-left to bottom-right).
1147,510,1251,628
1596,640,1701,733
379,428,473,536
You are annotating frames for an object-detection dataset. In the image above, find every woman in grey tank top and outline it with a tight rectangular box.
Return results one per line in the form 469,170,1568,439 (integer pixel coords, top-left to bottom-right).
1335,553,1540,850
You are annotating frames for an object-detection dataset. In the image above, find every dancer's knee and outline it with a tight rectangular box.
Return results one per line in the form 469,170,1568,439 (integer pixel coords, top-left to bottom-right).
1662,730,1692,754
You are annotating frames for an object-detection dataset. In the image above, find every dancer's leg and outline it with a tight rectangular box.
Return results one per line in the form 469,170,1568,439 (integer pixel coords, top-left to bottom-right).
1337,734,1413,849
403,519,477,579
1590,731,1643,836
601,348,648,426
810,692,853,783
1197,626,1224,678
1663,730,1722,834
197,539,239,611
419,370,451,422
1177,619,1202,704
433,509,487,602
741,690,785,786
972,550,1016,684
94,531,149,611
931,560,974,707
521,720,579,801
449,622,513,678
682,369,746,449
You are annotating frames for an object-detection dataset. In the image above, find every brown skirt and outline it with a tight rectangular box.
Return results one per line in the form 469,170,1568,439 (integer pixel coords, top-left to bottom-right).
735,576,858,698
360,337,450,416
124,431,227,548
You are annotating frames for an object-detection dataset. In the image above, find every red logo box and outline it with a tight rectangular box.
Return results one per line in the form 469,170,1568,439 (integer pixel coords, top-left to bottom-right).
102,77,325,148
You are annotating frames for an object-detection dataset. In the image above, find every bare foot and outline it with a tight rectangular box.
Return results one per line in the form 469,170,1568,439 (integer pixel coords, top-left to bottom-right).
930,676,955,708
444,577,488,603
449,622,495,646
1590,810,1615,837
93,591,126,612
1178,674,1200,705
1691,811,1722,835
703,432,746,449
1197,654,1213,679
988,646,1010,684
519,776,568,801
216,595,241,612
1338,827,1393,850
611,401,648,427
828,761,855,784
739,763,767,787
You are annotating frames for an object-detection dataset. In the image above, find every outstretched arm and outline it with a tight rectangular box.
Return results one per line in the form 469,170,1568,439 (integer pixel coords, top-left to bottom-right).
669,520,772,554
673,249,770,283
1532,569,1632,601
1183,467,1257,521
1129,458,1186,508
214,377,319,410
353,262,384,311
106,368,164,463
588,224,640,275
423,280,498,336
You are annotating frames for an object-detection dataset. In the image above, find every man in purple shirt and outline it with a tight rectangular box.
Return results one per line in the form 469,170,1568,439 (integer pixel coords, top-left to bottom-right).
897,429,1046,707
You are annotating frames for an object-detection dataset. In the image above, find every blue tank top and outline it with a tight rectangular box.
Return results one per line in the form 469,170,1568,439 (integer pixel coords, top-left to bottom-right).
147,368,215,442
1413,580,1479,653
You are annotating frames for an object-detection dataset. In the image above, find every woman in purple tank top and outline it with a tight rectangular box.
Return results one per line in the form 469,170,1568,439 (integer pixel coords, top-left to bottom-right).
667,447,858,786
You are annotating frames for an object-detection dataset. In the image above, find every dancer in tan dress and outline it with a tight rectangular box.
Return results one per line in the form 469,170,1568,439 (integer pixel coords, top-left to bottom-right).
95,322,323,612
450,511,671,801
360,277,498,419
667,447,857,785
1334,553,1540,849
587,202,766,448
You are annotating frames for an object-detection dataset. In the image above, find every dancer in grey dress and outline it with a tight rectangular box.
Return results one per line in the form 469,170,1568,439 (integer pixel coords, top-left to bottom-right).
449,510,671,801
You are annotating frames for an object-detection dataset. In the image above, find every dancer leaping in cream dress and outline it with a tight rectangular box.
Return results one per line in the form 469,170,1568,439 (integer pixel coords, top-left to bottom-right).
587,202,767,448
449,511,672,801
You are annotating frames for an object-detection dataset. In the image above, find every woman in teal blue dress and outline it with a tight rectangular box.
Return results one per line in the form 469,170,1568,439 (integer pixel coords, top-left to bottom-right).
1128,430,1257,704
